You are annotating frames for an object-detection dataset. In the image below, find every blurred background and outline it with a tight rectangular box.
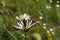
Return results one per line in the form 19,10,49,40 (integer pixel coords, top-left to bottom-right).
0,0,60,40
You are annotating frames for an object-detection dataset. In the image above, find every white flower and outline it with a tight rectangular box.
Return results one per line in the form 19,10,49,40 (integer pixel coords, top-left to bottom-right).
45,4,52,9
49,0,53,3
56,4,60,8
43,26,46,29
22,13,30,20
51,32,54,35
19,15,23,20
39,16,43,19
20,15,23,18
47,31,50,33
43,23,46,26
36,0,39,2
56,1,59,3
50,28,53,31
16,16,20,20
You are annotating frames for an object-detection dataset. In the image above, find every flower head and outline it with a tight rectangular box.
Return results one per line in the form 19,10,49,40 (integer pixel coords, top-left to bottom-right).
47,31,50,33
56,4,60,8
45,4,52,10
56,1,59,3
43,23,46,26
39,16,43,19
43,26,47,29
16,13,30,20
49,0,53,3
22,13,30,20
50,28,53,31
51,32,54,35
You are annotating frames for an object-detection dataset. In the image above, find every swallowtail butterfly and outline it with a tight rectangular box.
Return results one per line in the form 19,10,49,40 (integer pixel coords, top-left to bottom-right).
14,18,40,32
14,13,40,32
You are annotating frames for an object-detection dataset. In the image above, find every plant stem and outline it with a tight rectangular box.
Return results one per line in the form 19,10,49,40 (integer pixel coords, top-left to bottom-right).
25,32,27,40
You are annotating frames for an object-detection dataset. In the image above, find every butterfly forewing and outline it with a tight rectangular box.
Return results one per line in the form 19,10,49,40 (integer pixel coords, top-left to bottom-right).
14,21,24,30
25,19,40,31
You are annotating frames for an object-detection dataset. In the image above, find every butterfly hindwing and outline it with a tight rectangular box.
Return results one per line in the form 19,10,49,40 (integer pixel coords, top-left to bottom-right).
29,20,40,27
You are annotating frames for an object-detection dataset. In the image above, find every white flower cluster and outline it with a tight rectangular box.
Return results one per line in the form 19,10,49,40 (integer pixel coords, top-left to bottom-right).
45,4,52,10
16,13,30,20
56,1,59,4
43,23,47,29
56,1,60,8
56,4,60,8
41,21,54,35
47,28,54,35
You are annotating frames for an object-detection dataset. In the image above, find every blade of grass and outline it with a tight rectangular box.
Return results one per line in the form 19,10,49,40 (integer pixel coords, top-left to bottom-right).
1,15,18,40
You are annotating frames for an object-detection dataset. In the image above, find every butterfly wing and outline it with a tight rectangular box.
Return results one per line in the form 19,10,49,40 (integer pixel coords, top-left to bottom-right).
14,21,24,30
25,19,40,32
30,20,40,27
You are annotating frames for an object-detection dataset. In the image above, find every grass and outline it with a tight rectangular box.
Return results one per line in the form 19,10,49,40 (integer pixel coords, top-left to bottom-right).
0,0,60,40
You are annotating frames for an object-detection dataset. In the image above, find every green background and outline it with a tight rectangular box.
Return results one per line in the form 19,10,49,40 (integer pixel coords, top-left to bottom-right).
0,0,60,40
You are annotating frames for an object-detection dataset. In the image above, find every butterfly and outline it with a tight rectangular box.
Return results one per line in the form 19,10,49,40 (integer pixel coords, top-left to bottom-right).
14,18,40,32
